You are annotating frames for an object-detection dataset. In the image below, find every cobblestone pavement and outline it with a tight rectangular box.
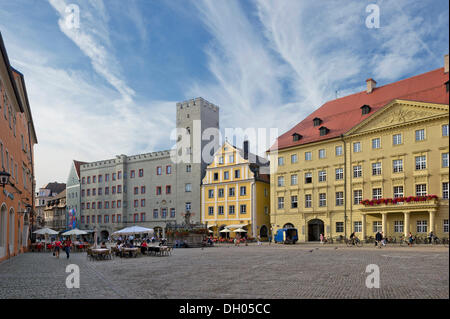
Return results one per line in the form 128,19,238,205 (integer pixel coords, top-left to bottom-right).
0,244,448,299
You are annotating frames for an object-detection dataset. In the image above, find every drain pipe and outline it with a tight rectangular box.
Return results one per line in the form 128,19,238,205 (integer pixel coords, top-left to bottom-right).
340,134,348,239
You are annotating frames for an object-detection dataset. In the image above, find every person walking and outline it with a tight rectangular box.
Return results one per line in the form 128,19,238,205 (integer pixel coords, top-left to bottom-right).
408,232,414,246
320,233,324,244
54,238,62,258
64,237,72,259
375,231,382,248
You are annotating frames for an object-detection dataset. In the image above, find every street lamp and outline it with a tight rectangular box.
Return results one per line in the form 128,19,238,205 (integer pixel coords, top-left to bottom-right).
0,169,10,188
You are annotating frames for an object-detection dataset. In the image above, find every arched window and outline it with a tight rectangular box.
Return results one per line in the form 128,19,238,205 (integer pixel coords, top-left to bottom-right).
283,223,295,229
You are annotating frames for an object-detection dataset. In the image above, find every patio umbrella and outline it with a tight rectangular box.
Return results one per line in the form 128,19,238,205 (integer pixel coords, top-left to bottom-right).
233,228,247,232
33,228,59,235
219,229,231,233
61,228,88,236
112,226,154,236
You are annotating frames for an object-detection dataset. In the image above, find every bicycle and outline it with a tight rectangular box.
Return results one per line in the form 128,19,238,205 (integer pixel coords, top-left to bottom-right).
365,236,375,244
345,237,363,247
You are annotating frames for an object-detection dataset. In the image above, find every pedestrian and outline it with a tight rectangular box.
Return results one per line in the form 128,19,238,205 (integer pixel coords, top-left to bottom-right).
375,231,382,248
381,232,386,246
268,234,272,245
54,238,62,258
257,235,261,246
320,233,324,244
428,231,434,244
64,237,72,259
408,232,414,246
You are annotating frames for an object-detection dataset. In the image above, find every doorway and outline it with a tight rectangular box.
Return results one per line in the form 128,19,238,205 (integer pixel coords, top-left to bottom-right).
308,219,324,241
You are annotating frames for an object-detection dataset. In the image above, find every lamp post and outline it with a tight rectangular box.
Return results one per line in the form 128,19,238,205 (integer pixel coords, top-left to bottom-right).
0,169,11,188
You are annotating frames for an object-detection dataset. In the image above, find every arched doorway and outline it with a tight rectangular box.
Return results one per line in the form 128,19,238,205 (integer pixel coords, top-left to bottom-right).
283,223,295,229
9,208,15,254
0,204,7,258
308,219,324,242
259,225,268,238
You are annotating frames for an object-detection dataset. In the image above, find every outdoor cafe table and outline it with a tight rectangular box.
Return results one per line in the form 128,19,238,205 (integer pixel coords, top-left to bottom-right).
31,243,43,252
91,248,111,260
121,247,139,258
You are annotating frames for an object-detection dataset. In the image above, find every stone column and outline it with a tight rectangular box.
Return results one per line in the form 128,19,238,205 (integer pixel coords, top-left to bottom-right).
361,214,366,240
429,210,435,233
404,212,410,237
381,213,387,236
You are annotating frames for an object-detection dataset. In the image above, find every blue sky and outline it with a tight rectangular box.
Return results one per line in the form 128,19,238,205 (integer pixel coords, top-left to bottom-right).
0,0,448,188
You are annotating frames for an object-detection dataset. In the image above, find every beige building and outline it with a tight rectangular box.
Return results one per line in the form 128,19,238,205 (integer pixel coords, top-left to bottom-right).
44,189,67,232
268,56,449,242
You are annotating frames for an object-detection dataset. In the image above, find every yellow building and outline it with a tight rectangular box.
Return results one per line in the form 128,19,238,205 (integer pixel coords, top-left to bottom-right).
201,141,271,239
268,56,449,242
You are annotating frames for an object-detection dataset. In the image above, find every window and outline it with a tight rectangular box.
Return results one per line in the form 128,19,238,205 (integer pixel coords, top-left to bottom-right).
98,175,102,183
93,176,97,183
218,156,224,164
218,206,224,215
372,138,380,149
305,152,312,161
335,168,344,180
112,173,116,181
372,162,382,176
161,208,167,218
335,145,343,156
443,124,449,137
353,165,362,178
229,187,235,197
394,221,404,233
291,154,298,164
104,201,109,209
156,167,162,175
130,170,135,178
218,188,224,198
278,157,284,166
140,213,146,222
112,186,116,194
229,155,234,163
354,190,362,205
373,221,382,233
305,172,312,184
235,169,240,178
318,149,325,159
291,174,298,186
81,190,85,197
208,207,214,216
166,185,171,194
185,183,192,192
141,199,145,207
444,219,449,233
372,188,382,199
415,129,425,141
354,221,362,233
105,187,109,195
186,165,191,172
240,186,247,196
170,208,176,218
415,155,426,170
213,172,219,181
393,134,402,145
319,193,326,207
117,185,122,193
208,189,214,199
98,188,102,195
336,192,344,206
353,142,361,153
229,206,235,215
156,186,162,195
139,169,144,177
278,197,284,209
105,174,109,182
98,202,102,209
98,215,102,224
336,222,344,233
117,171,122,180
186,202,191,211
393,186,404,198
443,182,449,200
134,187,139,195
393,159,403,173
104,215,109,224
291,196,298,208
415,184,427,196
318,170,326,182
240,205,247,214
417,220,427,233
87,189,91,196
442,153,449,168
111,201,116,209
153,209,158,219
224,171,229,180
305,194,312,208
277,176,285,187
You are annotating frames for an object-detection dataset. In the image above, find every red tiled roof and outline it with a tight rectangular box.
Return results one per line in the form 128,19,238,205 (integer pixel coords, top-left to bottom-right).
270,67,449,151
73,160,87,178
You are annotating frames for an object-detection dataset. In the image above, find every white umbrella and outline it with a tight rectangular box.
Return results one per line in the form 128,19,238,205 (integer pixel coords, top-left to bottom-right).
33,228,59,235
61,228,88,236
112,225,154,236
219,229,231,233
233,228,247,232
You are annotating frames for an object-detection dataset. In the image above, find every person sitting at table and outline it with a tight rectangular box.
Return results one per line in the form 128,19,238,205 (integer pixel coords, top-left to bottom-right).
100,241,107,249
140,240,148,254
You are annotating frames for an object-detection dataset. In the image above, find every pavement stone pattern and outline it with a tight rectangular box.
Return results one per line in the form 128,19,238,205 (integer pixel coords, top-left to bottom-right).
0,244,448,299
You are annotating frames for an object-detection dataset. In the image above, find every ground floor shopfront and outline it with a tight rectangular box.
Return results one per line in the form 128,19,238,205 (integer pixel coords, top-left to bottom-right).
206,221,270,239
0,201,30,262
270,201,449,242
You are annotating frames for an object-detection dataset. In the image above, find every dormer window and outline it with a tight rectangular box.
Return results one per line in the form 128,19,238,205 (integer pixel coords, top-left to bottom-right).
292,133,302,141
313,118,322,127
319,126,329,136
361,104,371,115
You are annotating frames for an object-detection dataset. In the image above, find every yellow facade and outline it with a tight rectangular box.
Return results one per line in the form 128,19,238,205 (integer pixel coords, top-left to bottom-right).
201,142,271,238
269,100,449,242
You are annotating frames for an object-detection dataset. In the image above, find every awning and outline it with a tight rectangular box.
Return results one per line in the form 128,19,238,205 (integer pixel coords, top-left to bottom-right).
225,224,248,229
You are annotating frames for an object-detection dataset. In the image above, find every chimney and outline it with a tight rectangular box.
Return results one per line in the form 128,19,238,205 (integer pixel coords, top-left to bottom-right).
366,78,377,93
445,54,449,73
243,140,249,160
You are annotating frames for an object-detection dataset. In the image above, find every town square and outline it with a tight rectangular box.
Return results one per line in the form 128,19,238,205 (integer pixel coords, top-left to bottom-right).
0,0,449,304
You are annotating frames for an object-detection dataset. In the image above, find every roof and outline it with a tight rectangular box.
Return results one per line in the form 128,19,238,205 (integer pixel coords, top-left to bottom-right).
73,160,88,177
270,67,449,151
44,182,66,196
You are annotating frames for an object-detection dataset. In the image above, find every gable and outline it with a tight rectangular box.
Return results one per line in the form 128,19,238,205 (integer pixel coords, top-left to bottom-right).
347,99,449,135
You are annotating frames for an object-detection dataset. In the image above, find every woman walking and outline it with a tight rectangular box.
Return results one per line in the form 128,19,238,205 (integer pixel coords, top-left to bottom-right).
64,237,72,259
54,238,62,258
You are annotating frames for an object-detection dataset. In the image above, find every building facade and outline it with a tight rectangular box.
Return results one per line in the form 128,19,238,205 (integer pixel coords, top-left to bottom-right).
43,189,66,232
0,32,38,262
77,97,219,240
35,182,66,230
201,141,271,239
268,56,449,242
65,160,85,230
